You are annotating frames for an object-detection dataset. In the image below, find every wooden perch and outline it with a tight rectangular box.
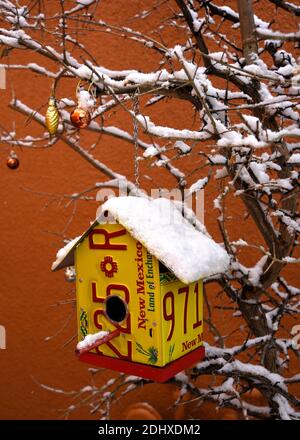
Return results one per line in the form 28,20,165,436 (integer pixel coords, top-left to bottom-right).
75,329,121,356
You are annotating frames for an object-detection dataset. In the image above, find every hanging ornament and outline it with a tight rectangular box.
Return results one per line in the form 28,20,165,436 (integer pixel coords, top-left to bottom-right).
70,107,91,129
6,151,19,170
64,266,76,282
45,94,59,135
70,81,95,129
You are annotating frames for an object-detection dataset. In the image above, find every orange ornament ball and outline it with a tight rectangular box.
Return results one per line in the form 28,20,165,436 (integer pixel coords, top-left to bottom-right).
70,107,91,129
7,156,19,170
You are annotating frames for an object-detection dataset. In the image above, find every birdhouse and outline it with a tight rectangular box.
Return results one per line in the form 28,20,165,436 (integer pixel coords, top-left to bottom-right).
52,197,229,382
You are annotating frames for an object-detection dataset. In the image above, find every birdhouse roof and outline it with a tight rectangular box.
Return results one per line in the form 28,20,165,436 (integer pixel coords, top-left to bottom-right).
52,196,229,284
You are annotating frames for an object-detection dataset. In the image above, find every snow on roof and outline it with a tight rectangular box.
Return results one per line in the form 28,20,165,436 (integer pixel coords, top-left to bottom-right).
102,197,229,283
52,197,230,283
51,235,82,271
51,220,98,271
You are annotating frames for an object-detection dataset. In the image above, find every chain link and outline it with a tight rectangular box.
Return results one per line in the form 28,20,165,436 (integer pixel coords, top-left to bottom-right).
133,93,140,189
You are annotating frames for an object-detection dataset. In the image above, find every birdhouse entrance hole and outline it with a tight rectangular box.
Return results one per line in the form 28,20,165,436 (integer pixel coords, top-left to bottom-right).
105,295,127,323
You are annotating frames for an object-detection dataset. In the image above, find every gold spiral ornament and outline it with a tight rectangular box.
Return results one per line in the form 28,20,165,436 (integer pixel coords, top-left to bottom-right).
45,96,59,135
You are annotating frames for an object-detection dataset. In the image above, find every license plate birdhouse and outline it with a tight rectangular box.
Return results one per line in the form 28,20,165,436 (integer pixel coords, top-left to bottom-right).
52,197,229,382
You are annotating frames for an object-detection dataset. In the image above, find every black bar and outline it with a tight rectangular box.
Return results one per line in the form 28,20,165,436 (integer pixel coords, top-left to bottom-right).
0,420,298,438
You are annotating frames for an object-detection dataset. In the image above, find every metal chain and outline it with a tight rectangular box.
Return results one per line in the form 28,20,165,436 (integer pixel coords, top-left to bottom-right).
133,93,140,189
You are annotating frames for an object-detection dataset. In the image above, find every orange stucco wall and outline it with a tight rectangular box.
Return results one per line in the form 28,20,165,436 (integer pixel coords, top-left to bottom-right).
0,0,299,419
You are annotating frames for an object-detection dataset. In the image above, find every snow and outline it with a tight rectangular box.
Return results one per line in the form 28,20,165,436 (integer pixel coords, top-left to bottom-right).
278,64,294,77
232,239,248,247
215,167,228,179
242,115,261,132
124,384,137,393
174,372,189,383
210,52,228,63
206,337,272,358
186,5,204,32
26,63,56,77
77,0,95,5
271,178,294,191
288,153,300,164
273,394,294,420
167,44,184,59
272,211,300,234
51,236,81,271
250,162,270,184
248,256,268,286
283,256,300,263
125,69,170,85
80,385,94,392
208,154,226,164
143,146,159,158
174,141,191,154
77,330,109,351
217,130,267,149
77,90,95,111
101,197,230,283
0,34,22,48
257,28,300,41
219,360,286,390
65,0,97,14
136,114,210,141
124,375,142,383
188,177,208,195
217,5,239,20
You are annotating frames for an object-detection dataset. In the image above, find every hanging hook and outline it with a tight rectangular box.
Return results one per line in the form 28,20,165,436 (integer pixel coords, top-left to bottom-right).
75,79,83,97
52,68,67,96
75,77,96,99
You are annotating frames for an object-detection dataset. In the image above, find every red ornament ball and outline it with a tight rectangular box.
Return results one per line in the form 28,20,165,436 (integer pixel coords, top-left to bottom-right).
70,107,91,129
7,156,20,170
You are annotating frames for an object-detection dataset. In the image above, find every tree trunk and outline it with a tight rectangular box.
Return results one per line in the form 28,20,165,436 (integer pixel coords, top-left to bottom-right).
236,0,279,375
237,0,258,63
